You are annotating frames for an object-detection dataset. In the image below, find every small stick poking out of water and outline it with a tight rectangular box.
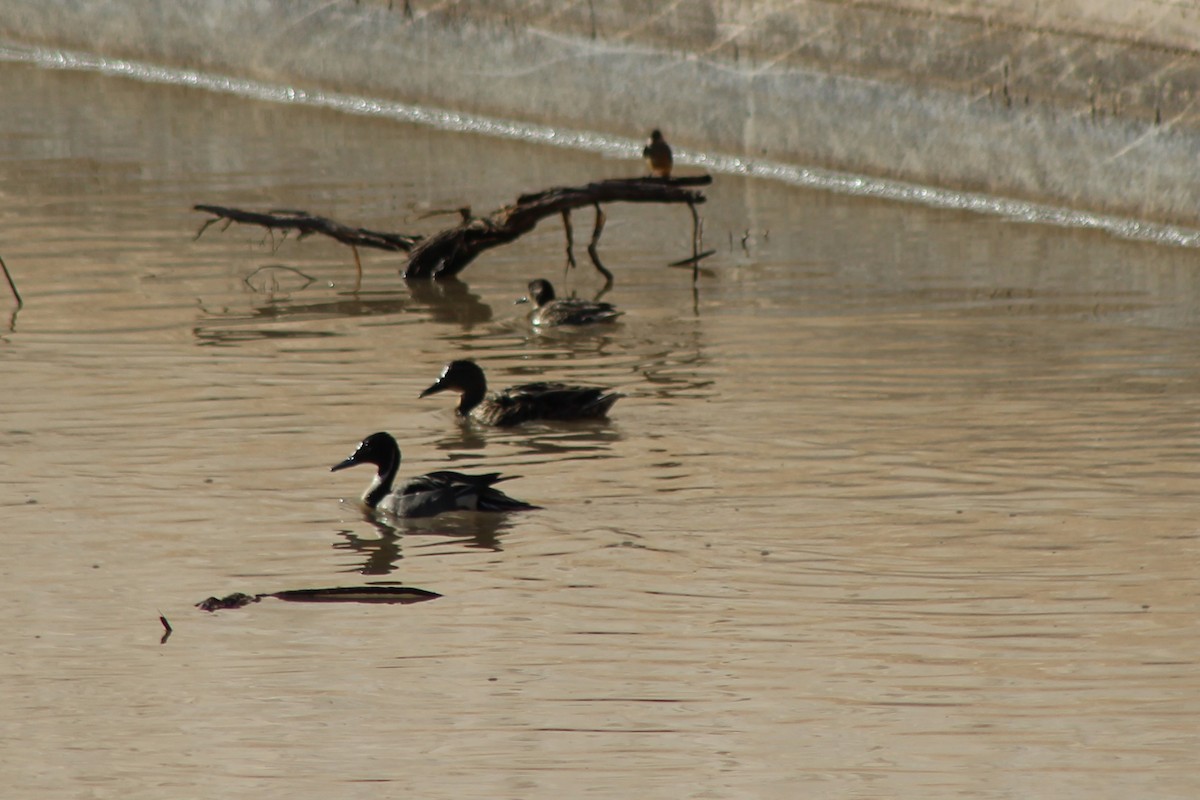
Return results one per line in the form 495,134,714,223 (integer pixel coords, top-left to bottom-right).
158,611,173,644
0,254,21,308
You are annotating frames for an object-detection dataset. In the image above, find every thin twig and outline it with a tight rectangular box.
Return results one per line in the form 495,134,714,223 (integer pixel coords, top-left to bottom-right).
561,209,577,274
586,203,613,288
194,216,219,240
667,250,716,269
193,205,421,253
350,245,363,293
688,201,701,283
243,265,317,292
0,254,22,308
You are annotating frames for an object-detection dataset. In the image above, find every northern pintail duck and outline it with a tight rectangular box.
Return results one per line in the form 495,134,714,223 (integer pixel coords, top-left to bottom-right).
643,129,673,178
517,278,623,327
419,359,621,426
331,432,538,517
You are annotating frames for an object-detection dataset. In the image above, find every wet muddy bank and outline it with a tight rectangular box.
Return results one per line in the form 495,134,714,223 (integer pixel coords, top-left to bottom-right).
5,0,1200,229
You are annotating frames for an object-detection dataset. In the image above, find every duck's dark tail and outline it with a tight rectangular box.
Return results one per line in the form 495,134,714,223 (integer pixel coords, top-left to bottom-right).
476,487,541,513
587,391,623,417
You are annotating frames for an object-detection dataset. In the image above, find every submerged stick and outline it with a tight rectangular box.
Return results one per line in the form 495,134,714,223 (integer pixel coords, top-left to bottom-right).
688,201,702,283
667,250,717,270
349,244,363,293
586,203,613,287
561,209,577,273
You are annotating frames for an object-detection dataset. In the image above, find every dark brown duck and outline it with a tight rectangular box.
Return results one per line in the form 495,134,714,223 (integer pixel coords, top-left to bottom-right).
420,359,621,426
517,278,623,327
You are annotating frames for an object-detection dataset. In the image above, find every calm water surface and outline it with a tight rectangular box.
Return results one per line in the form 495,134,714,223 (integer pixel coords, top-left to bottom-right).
1,59,1198,799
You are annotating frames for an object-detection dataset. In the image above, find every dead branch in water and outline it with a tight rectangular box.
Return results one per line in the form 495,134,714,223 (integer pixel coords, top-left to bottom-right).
193,205,421,253
194,175,711,284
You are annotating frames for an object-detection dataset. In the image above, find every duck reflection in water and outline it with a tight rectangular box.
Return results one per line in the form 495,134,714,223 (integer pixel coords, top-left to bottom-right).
195,274,492,345
427,421,623,463
334,510,512,576
406,277,492,328
194,290,414,345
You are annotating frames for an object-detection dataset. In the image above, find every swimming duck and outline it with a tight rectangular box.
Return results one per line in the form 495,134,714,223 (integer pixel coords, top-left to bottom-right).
643,129,673,178
331,432,538,517
419,359,621,426
517,279,623,327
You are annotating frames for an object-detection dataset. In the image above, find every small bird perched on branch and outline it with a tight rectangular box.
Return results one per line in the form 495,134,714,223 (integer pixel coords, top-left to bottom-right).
643,129,673,178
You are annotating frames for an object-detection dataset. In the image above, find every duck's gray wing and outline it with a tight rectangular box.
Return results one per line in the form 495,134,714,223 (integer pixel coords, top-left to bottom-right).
380,472,538,516
533,299,623,326
412,471,511,489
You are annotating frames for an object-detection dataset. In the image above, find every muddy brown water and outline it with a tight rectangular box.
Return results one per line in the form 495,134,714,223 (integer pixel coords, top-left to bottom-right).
1,57,1198,799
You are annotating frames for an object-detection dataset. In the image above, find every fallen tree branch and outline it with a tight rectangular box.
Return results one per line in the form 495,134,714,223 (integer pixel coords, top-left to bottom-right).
194,205,421,253
194,175,711,282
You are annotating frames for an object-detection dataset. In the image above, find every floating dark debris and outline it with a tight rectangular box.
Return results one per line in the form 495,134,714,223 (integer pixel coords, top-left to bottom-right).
196,591,258,611
196,586,442,612
270,586,442,604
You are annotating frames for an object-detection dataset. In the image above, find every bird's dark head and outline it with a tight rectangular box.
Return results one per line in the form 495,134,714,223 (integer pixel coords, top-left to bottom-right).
419,359,486,398
521,278,555,308
331,431,399,472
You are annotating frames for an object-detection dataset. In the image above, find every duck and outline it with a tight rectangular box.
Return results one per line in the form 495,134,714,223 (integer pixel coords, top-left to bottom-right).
517,278,623,327
643,129,673,178
419,359,621,426
331,432,538,517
